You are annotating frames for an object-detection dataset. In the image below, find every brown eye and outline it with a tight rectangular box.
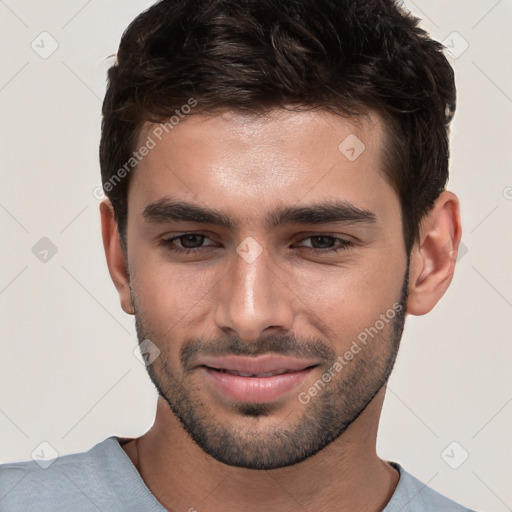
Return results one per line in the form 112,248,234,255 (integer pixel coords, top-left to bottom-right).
161,233,215,254
296,235,352,254
175,234,206,249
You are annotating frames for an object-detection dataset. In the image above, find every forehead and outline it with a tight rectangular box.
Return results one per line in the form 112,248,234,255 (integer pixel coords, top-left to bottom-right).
128,108,395,227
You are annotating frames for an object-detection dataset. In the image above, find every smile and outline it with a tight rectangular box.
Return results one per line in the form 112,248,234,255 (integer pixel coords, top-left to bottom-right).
200,364,317,403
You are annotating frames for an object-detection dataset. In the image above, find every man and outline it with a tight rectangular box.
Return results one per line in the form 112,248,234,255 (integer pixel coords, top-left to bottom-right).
0,0,476,510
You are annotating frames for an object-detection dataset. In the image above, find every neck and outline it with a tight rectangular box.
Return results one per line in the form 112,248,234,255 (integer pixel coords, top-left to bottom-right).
122,387,399,512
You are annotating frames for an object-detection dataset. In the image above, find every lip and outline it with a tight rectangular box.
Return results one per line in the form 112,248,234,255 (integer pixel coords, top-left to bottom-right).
196,354,318,374
196,355,318,403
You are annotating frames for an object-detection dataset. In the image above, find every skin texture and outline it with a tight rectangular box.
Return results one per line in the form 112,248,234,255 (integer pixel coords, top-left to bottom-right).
100,108,461,512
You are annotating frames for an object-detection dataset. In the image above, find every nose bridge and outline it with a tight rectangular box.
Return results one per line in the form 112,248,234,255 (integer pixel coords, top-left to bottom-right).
214,240,294,341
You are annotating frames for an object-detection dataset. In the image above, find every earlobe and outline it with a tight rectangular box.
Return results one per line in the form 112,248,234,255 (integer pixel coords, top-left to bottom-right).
406,191,462,316
99,199,135,315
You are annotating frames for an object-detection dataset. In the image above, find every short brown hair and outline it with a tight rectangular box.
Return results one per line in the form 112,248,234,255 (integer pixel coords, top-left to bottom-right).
99,0,456,253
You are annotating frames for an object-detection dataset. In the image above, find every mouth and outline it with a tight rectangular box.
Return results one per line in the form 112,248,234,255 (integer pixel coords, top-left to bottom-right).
205,367,315,377
196,355,319,403
196,354,319,374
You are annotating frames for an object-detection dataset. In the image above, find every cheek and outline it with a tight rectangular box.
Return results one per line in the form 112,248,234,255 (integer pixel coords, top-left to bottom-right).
293,253,405,347
130,255,219,333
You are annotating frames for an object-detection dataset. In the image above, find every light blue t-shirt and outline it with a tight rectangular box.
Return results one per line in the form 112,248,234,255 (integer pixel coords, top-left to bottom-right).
0,437,476,511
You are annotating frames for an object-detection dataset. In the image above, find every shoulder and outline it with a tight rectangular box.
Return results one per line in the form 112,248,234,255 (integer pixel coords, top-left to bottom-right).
0,437,124,511
383,463,478,512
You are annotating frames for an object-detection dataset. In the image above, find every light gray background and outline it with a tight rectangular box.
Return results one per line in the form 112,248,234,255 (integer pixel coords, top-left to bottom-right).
1,1,511,510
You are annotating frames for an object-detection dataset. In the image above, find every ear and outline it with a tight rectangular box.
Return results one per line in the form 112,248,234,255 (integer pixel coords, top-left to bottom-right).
407,190,462,316
99,199,134,315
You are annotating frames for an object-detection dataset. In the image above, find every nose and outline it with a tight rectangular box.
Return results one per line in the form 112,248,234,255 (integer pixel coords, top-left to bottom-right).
213,242,295,342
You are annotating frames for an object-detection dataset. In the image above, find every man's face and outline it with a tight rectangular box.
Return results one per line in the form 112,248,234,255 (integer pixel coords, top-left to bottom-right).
125,109,409,469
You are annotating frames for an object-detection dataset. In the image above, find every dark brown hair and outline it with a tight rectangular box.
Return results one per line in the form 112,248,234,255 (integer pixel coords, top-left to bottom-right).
99,0,456,253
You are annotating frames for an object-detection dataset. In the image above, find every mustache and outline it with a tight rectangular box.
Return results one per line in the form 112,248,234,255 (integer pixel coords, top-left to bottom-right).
180,333,337,370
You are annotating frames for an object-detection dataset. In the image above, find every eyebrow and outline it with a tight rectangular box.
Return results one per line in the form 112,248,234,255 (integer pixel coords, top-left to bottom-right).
142,197,377,230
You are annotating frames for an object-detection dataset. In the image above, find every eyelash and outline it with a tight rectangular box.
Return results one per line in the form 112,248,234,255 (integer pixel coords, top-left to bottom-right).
160,233,353,255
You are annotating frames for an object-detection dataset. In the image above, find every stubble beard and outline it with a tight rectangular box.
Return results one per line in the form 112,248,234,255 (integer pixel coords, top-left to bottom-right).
132,265,409,470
